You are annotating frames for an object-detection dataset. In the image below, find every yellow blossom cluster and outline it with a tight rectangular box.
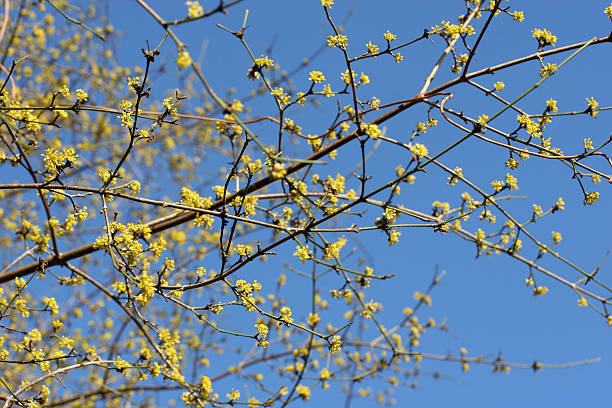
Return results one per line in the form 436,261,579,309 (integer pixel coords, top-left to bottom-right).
532,28,557,47
186,1,204,18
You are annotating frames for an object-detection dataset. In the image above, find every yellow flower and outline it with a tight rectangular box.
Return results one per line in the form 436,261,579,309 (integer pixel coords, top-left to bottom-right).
517,114,541,138
494,81,505,91
296,385,311,400
58,84,70,97
477,114,489,128
540,63,557,78
330,335,342,354
324,237,347,260
586,97,599,118
505,173,518,190
532,204,543,216
409,143,428,158
236,244,252,256
307,313,320,327
509,11,524,22
592,174,601,184
388,227,400,246
226,388,240,401
123,180,140,195
319,367,331,380
75,89,88,102
186,1,203,18
176,49,192,70
279,306,294,325
383,30,397,41
269,162,287,179
288,111,305,128
294,245,311,262
447,166,463,185
365,41,379,54
254,55,274,70
140,346,151,359
308,70,326,83
255,322,268,337
532,28,557,47
413,292,432,306
127,76,141,91
327,34,348,48
583,192,599,205
42,297,59,315
505,157,519,170
533,286,548,296
364,123,381,139
271,87,290,106
434,20,475,38
322,84,333,97
476,228,485,241
26,328,42,343
370,97,381,109
15,277,26,290
58,335,75,349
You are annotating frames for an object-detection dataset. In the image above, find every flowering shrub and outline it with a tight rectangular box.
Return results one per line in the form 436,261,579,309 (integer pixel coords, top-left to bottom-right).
0,1,610,406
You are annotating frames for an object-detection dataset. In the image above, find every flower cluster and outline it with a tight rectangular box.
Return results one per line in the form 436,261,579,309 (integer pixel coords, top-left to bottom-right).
176,49,192,70
41,147,79,180
532,28,557,47
431,20,476,39
279,306,294,325
410,143,429,158
308,70,326,83
294,244,312,262
186,1,203,18
326,34,348,48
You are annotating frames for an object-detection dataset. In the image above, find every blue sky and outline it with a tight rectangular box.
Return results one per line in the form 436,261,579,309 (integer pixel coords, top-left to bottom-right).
30,1,612,406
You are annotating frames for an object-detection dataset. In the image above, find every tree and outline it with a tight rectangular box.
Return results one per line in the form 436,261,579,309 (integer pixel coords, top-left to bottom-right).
0,0,610,406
